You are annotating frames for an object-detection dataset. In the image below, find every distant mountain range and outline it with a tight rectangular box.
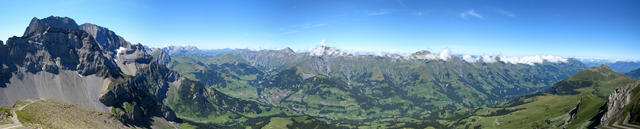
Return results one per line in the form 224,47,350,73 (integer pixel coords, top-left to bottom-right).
580,59,640,73
162,41,590,127
1,16,638,129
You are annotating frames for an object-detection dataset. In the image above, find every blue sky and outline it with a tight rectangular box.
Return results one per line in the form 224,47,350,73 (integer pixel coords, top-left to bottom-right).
0,0,639,60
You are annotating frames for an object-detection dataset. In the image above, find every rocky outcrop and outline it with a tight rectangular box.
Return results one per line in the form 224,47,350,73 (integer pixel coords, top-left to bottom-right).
115,43,153,75
600,80,640,127
99,62,179,126
152,49,172,66
79,23,128,53
568,100,582,123
23,16,79,37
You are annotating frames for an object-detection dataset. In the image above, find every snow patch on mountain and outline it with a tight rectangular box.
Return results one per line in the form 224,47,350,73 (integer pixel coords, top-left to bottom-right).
310,40,347,56
116,47,126,55
115,47,126,62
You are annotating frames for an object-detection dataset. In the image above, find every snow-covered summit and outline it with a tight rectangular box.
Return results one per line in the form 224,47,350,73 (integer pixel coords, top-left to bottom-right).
310,40,347,56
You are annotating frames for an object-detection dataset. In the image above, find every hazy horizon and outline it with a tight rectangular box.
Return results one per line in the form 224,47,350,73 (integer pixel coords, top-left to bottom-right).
1,0,639,61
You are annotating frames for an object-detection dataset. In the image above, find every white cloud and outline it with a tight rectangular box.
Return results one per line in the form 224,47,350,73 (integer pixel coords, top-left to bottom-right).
499,55,567,65
463,55,478,63
496,9,515,17
439,48,451,61
481,55,498,63
460,9,483,19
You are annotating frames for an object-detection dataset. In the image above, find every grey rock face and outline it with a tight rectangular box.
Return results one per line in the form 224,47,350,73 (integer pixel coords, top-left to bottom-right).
79,23,128,53
23,16,79,37
99,62,180,124
153,48,172,66
1,17,122,85
115,43,153,75
600,80,640,125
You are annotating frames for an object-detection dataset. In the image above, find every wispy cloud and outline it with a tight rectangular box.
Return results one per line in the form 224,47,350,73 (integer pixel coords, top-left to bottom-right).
367,9,392,16
410,9,432,16
495,9,516,17
460,9,483,19
280,23,328,35
281,30,300,35
298,23,328,29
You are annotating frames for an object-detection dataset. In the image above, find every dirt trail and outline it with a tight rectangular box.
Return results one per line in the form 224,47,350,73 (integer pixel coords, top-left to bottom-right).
610,112,640,129
0,99,40,129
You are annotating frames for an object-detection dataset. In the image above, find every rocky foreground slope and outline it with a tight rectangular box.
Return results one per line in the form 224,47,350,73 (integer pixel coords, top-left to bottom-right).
599,80,640,128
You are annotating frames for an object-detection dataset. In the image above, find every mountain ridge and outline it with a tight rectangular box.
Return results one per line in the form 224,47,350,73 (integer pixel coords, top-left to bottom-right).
456,65,635,128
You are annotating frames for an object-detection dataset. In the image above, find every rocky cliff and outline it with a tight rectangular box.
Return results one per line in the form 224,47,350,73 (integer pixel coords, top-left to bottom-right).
79,23,129,53
600,80,640,128
115,43,153,75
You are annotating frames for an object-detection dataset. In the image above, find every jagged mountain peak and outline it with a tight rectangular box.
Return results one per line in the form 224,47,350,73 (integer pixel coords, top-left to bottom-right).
411,50,431,56
79,23,129,52
280,47,296,55
160,45,199,55
23,16,79,37
310,40,346,56
0,16,124,84
20,16,128,55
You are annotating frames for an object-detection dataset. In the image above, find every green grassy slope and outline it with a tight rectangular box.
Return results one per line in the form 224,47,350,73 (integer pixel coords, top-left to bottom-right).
15,99,129,129
455,65,634,129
